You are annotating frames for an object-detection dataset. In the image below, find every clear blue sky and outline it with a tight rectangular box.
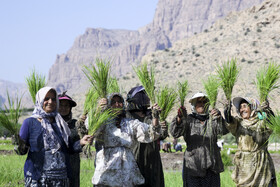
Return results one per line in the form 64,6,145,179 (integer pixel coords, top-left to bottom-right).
0,0,158,83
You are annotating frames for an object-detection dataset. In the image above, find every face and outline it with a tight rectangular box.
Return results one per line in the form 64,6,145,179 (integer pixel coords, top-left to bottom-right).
111,96,123,109
239,102,251,119
43,90,57,113
58,100,71,116
111,96,123,114
195,97,207,114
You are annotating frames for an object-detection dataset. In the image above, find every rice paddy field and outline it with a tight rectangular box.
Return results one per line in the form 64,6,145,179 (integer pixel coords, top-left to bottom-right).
0,139,280,187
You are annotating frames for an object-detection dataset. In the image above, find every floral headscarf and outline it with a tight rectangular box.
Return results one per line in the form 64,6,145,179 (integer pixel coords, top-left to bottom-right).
31,87,71,154
232,97,260,118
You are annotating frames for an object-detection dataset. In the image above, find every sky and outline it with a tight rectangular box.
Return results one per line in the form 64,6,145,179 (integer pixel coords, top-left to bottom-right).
0,0,158,84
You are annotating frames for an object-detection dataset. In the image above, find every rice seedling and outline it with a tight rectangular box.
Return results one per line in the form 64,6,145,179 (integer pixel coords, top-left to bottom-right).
108,77,120,94
203,75,219,109
84,106,118,157
177,80,189,107
0,91,23,138
25,68,46,104
133,62,156,104
87,107,117,136
83,58,112,98
255,62,280,103
217,58,240,101
156,86,177,121
83,87,99,114
266,110,280,137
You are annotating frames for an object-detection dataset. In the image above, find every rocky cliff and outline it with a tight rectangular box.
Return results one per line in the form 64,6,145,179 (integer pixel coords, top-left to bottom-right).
47,0,264,95
136,0,280,113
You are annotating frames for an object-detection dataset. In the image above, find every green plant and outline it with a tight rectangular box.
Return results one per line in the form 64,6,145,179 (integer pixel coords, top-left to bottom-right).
108,77,120,94
87,107,117,136
217,58,240,101
156,86,177,121
0,91,23,137
177,80,189,107
266,110,280,137
83,58,112,98
133,62,156,104
255,62,280,103
83,87,99,114
25,68,46,104
221,150,233,167
203,75,219,109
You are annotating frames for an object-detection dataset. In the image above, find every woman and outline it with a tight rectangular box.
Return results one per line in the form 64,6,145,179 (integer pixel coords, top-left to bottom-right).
92,93,162,187
170,92,228,187
15,87,92,187
126,86,167,187
58,91,87,187
224,97,277,186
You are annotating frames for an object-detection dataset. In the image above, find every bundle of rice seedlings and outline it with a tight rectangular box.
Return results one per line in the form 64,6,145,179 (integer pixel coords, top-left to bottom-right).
133,62,156,104
255,62,280,103
266,111,280,137
177,80,189,107
87,107,118,136
156,86,177,121
83,58,111,98
108,77,120,94
83,87,99,114
217,58,240,101
25,69,46,104
0,91,23,140
203,75,220,109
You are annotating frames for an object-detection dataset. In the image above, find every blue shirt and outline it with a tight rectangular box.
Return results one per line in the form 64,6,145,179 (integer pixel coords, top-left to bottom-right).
19,117,82,180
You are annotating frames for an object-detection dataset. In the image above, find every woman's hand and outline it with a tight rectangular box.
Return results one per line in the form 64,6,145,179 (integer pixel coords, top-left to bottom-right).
210,108,221,118
80,135,94,146
98,98,108,110
151,103,161,119
177,106,187,124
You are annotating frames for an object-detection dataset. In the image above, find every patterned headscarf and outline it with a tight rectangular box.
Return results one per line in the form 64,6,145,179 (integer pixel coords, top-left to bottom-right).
232,97,260,118
31,87,71,154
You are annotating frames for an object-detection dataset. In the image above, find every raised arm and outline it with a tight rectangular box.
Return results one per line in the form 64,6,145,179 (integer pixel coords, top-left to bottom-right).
170,106,188,138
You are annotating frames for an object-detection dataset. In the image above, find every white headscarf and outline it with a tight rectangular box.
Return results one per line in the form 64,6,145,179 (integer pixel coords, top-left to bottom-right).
31,87,71,153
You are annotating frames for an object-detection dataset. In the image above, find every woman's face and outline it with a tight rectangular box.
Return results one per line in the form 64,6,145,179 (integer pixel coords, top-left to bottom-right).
195,97,207,114
58,100,71,116
43,90,57,113
111,96,123,109
111,96,123,115
239,102,251,119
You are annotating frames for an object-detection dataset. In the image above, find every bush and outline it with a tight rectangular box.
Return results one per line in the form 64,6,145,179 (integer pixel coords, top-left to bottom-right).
221,151,233,167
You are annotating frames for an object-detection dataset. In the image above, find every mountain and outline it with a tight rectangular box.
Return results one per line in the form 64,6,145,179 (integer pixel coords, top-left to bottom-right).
0,80,33,109
47,0,264,95
138,0,280,111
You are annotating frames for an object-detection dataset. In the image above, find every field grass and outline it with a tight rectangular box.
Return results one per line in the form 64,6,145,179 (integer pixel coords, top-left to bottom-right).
0,151,279,186
0,154,26,186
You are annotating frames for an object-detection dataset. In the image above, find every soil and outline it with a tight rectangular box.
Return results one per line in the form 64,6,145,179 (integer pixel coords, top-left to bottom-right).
160,152,280,172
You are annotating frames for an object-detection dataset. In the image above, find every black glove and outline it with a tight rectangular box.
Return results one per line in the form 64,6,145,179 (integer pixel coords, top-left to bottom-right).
177,106,187,118
224,101,233,123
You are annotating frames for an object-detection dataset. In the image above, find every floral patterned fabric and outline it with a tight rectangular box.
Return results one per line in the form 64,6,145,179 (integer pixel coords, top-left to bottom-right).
92,118,160,187
226,115,277,187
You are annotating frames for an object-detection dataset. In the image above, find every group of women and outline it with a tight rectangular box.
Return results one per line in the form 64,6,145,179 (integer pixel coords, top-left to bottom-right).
15,85,277,187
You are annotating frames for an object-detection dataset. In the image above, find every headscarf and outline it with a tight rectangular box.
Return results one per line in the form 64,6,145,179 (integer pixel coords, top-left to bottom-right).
31,87,71,154
126,85,150,113
232,97,260,118
189,92,209,121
